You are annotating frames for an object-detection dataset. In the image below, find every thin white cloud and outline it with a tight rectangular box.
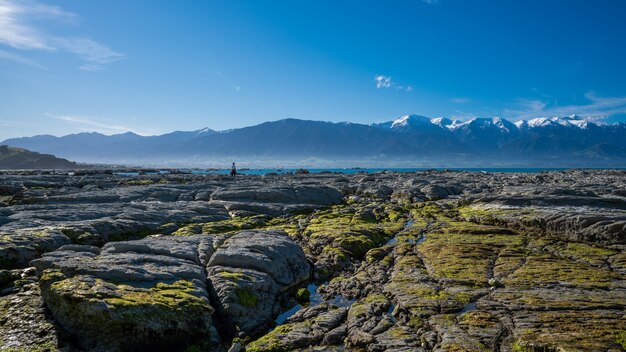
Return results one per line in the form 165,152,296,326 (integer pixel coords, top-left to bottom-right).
0,0,64,50
46,113,148,135
374,74,412,92
54,37,124,69
78,63,103,72
502,92,626,122
450,97,472,104
422,0,439,4
0,0,122,70
375,75,392,89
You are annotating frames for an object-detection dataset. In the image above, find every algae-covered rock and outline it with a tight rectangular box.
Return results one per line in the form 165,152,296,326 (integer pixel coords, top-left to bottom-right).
246,304,348,352
207,265,279,337
31,235,219,351
39,270,216,351
207,230,311,337
0,228,71,269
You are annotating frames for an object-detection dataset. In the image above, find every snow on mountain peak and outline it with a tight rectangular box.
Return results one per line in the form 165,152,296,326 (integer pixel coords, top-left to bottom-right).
430,117,453,127
514,120,527,128
524,116,592,129
390,114,430,128
444,116,516,133
382,114,595,132
527,117,551,127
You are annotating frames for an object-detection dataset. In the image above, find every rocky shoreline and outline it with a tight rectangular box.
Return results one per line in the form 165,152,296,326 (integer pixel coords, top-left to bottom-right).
1,170,625,351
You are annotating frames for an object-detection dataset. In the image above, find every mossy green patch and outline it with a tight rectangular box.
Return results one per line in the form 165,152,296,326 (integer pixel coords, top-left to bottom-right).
387,327,411,339
245,324,293,352
123,179,158,186
617,331,626,349
171,224,202,236
304,204,406,262
236,288,258,308
365,247,389,263
295,288,310,304
410,203,447,220
545,241,617,267
457,205,518,220
511,310,626,351
218,271,251,281
103,280,211,311
417,219,525,286
459,311,499,329
504,254,619,289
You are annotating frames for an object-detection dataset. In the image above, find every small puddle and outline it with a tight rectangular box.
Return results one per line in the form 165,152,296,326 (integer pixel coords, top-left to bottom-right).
275,303,302,325
387,303,397,323
459,302,478,314
274,282,355,325
327,295,356,308
385,219,418,246
308,282,323,305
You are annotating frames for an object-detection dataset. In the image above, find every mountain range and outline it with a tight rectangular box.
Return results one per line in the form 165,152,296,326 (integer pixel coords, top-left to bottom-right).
2,115,625,167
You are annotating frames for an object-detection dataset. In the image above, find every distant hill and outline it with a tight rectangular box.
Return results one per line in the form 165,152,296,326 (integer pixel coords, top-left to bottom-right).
2,115,626,167
0,145,77,169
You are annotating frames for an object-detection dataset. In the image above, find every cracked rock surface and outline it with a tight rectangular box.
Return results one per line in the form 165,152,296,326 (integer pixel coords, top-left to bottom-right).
0,169,625,351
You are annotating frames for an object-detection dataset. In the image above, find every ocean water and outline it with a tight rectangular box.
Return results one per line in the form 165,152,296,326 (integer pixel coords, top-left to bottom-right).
114,167,620,177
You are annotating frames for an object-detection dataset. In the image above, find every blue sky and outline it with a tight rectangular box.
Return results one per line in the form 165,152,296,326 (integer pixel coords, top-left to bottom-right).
1,0,626,139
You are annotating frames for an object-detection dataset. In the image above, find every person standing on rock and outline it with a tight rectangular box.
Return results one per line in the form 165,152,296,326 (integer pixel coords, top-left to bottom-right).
230,162,237,178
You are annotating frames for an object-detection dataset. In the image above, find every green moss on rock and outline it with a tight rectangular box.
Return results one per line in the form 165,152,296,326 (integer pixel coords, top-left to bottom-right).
236,288,258,308
295,287,310,304
39,269,215,351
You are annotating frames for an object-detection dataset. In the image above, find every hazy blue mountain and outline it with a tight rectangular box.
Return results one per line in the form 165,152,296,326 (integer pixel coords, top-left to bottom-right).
2,115,625,166
0,145,77,169
175,119,415,157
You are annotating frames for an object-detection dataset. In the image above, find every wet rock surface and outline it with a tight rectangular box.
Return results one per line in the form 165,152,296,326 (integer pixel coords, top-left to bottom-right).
0,170,625,351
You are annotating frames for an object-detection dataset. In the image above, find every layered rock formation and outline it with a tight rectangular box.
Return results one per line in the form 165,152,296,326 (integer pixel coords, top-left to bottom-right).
0,170,624,351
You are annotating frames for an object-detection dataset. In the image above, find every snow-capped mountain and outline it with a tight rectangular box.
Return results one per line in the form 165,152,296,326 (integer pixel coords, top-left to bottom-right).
448,117,517,133
378,114,597,133
2,115,624,166
430,117,456,128
517,115,594,129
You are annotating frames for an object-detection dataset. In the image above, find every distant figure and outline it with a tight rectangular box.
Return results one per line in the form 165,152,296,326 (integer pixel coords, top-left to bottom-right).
230,162,237,178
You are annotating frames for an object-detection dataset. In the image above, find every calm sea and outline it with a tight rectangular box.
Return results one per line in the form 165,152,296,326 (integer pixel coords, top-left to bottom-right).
114,167,624,177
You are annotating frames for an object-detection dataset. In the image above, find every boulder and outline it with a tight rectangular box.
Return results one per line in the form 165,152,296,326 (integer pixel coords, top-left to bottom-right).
208,230,310,287
31,235,219,351
0,228,71,269
207,230,311,336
